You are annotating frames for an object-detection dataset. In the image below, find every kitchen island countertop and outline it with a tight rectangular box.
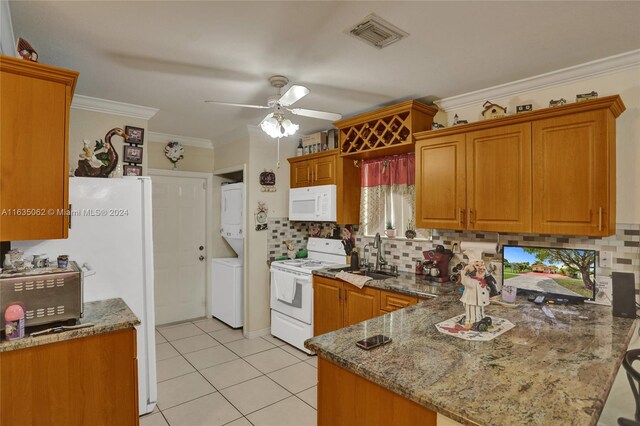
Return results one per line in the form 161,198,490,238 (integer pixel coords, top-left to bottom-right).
0,298,139,352
305,294,637,426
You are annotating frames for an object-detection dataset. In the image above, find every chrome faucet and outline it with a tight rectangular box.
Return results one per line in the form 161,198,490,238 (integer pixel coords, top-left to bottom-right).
373,232,387,271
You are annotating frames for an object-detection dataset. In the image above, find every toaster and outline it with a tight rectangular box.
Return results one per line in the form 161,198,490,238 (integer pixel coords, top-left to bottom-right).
0,261,83,330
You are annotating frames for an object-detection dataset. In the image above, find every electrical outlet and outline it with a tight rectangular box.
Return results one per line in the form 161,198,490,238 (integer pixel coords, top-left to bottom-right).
599,251,613,268
451,240,461,253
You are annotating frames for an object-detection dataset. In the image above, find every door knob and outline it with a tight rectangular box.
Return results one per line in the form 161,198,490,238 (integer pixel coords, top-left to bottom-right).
199,255,205,261
199,246,204,251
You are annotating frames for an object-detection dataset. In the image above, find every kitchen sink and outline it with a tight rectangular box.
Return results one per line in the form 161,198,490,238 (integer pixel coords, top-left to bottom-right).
357,271,398,280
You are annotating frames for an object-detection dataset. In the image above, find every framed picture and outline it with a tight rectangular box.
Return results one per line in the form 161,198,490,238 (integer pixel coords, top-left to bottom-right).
123,145,143,164
124,125,144,145
123,165,142,176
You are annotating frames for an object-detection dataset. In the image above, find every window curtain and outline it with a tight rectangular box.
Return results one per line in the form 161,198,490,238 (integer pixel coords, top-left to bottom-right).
360,153,415,236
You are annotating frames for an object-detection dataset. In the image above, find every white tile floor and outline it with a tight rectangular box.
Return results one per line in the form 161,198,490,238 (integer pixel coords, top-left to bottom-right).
142,318,317,426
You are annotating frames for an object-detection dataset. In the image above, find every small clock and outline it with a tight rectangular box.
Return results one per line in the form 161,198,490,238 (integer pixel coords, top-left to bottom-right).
256,211,267,224
255,202,268,231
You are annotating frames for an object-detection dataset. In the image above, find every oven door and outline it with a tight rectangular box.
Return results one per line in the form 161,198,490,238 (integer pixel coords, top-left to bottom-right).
270,267,312,325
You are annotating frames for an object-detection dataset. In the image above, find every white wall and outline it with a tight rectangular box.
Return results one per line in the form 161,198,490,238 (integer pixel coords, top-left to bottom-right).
0,0,16,56
244,128,296,334
435,66,640,224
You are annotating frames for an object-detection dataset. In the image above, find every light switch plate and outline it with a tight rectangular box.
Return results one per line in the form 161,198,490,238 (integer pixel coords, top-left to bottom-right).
599,251,613,268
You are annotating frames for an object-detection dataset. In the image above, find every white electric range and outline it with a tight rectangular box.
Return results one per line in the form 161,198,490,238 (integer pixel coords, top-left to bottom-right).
270,237,347,354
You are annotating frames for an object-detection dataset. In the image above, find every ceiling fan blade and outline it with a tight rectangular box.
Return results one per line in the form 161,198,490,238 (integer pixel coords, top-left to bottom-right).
278,85,310,107
288,108,342,121
204,101,269,109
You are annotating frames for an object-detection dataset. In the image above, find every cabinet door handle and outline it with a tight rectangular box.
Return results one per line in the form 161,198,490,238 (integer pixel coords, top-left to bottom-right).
338,288,341,301
598,207,603,231
469,209,475,226
459,208,465,227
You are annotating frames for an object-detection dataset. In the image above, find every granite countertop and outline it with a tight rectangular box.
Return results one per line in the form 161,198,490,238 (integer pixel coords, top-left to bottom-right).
305,295,637,426
313,267,458,299
0,298,140,352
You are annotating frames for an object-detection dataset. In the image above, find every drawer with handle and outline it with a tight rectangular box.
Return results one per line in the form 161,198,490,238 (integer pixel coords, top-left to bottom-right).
380,290,418,312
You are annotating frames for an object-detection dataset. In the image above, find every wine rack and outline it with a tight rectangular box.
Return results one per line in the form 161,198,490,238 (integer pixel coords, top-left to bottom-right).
334,101,437,158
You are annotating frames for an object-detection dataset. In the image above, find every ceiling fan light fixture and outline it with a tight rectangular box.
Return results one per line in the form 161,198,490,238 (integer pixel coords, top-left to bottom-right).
260,112,298,138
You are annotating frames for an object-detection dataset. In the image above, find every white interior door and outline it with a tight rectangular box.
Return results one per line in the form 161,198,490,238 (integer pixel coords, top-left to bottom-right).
152,175,206,324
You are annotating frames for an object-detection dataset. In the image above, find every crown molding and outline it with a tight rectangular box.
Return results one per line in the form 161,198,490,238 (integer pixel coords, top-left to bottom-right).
435,49,640,111
148,131,213,149
71,94,159,120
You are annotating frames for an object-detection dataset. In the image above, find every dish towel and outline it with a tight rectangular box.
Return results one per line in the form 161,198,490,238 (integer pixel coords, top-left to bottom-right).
274,273,297,303
335,271,373,289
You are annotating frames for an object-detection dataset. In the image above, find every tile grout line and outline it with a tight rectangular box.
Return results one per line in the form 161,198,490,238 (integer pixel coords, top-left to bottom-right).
154,321,317,424
155,348,218,411
161,324,251,419
156,337,239,423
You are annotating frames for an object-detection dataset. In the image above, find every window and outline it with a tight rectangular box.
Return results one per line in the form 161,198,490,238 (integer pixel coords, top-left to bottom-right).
360,153,416,237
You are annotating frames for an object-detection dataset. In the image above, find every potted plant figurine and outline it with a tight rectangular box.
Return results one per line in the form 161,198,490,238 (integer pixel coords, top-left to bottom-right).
405,219,416,239
384,222,396,238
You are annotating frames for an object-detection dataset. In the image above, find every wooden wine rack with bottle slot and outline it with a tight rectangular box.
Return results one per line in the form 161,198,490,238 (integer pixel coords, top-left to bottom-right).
334,100,437,158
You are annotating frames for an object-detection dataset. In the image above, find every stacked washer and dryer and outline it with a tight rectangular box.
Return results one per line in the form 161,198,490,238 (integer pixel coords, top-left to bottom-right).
211,182,244,328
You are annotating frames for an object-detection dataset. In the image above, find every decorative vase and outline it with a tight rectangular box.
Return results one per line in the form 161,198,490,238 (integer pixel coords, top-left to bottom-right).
405,229,416,239
385,229,396,238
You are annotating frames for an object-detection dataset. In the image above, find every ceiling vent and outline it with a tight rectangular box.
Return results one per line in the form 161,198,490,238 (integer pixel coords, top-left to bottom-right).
347,13,409,49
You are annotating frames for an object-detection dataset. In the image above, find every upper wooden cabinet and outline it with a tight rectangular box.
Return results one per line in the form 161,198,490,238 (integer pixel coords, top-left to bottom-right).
415,96,624,236
288,149,360,224
415,134,466,230
466,123,532,232
334,101,437,159
532,110,614,235
0,55,78,241
289,150,336,188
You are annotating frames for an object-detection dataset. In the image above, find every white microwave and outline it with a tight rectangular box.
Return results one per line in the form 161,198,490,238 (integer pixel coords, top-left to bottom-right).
289,185,337,222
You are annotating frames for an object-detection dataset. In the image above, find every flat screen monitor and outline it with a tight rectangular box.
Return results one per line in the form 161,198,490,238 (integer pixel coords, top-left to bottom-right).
502,245,596,301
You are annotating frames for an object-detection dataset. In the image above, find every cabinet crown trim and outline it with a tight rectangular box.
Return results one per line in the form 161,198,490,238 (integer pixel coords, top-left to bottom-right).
0,54,78,94
333,100,438,129
415,95,625,140
288,148,339,164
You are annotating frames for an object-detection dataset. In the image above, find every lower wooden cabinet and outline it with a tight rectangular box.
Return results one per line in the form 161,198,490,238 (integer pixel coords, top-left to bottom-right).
314,276,344,336
380,290,418,312
313,276,419,336
0,328,139,426
344,286,380,327
318,357,437,426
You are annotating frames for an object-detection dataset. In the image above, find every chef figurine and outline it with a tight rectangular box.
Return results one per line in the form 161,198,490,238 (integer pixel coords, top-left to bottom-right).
460,260,491,329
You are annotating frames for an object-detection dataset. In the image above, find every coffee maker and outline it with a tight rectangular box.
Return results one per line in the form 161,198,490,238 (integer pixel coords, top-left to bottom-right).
422,245,453,283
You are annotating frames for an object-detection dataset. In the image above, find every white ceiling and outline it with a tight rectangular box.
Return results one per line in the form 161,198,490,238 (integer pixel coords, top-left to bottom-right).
10,1,640,146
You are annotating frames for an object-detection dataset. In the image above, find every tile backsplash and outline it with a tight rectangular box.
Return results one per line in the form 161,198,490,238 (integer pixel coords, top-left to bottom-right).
267,219,339,260
358,224,640,280
267,218,639,288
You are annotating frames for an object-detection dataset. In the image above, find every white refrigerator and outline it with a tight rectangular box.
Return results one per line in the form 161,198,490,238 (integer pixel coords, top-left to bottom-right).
13,176,157,415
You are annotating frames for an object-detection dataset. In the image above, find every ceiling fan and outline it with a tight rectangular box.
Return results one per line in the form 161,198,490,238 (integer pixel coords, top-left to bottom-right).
205,75,342,138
